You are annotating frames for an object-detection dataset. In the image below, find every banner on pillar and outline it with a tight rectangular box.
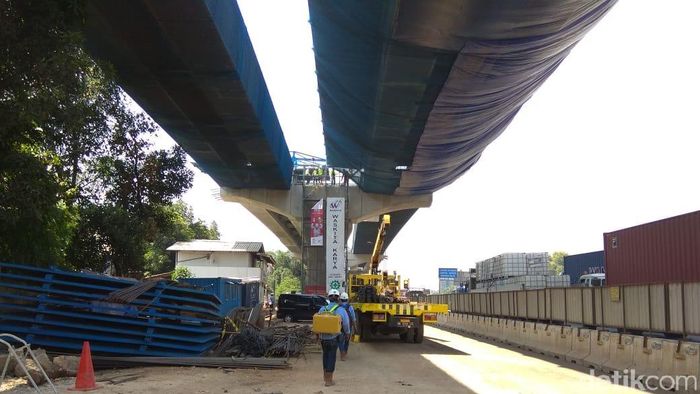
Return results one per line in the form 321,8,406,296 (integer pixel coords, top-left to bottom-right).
310,199,324,246
325,197,346,293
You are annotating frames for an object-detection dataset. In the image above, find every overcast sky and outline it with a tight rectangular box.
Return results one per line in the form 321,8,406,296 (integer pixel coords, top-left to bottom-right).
154,0,700,290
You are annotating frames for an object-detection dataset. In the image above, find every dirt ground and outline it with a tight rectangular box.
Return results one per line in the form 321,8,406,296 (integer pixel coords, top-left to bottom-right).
2,326,640,393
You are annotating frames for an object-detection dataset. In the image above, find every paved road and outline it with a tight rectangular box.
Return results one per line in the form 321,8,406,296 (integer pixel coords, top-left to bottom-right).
4,325,640,393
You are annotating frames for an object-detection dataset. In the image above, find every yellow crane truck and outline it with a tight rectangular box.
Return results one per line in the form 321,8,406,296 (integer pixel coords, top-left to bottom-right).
348,215,448,343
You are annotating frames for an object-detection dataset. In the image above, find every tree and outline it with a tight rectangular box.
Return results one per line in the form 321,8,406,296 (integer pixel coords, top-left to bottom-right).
142,201,219,275
65,204,145,274
275,275,301,297
64,109,194,275
0,146,78,265
1,0,119,265
266,250,303,297
549,251,568,275
0,0,212,277
87,110,192,212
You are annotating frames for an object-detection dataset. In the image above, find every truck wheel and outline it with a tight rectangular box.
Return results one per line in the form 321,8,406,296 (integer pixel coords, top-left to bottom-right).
414,323,424,344
403,328,415,343
360,320,372,342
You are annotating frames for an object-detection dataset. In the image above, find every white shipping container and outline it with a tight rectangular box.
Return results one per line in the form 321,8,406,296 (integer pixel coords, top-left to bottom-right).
545,275,571,288
475,252,550,280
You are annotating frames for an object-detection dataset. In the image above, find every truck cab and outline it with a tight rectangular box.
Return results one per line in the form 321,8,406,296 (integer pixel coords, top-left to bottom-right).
578,273,606,287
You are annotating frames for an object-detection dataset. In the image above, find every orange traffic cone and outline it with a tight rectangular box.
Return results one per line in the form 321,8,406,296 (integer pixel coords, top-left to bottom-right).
68,341,100,391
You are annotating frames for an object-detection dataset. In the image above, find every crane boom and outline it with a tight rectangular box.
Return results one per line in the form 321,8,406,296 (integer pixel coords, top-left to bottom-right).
348,212,447,344
369,214,391,274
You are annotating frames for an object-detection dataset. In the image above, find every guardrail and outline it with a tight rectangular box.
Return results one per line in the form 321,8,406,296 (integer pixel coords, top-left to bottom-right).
422,282,700,337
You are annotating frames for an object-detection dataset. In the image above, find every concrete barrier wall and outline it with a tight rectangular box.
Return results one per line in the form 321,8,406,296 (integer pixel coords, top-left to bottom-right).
497,319,509,343
474,316,485,336
531,323,554,355
425,281,700,337
535,324,555,355
585,330,611,370
631,336,664,377
519,322,533,350
551,325,572,359
567,328,591,363
506,321,523,346
604,333,635,373
662,340,700,381
434,312,699,388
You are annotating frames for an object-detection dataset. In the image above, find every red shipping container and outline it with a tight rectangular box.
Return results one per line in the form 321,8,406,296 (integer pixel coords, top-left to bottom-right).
604,210,700,286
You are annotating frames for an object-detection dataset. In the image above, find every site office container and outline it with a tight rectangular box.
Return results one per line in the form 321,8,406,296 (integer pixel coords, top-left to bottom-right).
604,210,700,286
181,277,243,316
563,251,605,284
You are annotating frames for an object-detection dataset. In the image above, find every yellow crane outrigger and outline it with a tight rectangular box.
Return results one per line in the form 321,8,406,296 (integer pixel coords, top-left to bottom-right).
348,214,448,343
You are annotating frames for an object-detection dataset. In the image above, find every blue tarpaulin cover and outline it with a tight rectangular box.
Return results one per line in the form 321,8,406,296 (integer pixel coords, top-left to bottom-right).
309,0,616,195
85,0,293,189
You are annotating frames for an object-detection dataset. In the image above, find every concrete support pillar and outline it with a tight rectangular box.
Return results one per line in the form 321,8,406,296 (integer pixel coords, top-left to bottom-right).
220,184,431,290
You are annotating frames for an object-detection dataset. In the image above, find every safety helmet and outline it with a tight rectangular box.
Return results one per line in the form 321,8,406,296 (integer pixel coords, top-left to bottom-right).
328,289,340,297
340,292,349,301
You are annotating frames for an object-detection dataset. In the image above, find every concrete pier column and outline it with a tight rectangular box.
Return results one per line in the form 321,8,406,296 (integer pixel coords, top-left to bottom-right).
220,184,431,291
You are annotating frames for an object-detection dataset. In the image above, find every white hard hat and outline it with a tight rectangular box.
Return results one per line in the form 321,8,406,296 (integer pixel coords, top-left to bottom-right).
328,289,340,297
340,292,349,300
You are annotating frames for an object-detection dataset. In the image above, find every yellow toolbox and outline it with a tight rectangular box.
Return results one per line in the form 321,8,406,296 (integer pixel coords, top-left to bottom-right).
312,312,341,334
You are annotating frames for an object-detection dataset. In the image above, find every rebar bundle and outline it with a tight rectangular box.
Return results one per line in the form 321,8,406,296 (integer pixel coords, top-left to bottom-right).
104,279,163,304
210,323,314,358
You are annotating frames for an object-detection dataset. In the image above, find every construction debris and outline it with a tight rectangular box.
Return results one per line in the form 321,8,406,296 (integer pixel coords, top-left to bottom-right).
210,322,314,358
14,348,61,381
52,355,80,377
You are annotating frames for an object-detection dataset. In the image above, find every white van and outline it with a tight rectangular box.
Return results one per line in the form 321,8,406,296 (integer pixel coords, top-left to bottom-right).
578,273,606,287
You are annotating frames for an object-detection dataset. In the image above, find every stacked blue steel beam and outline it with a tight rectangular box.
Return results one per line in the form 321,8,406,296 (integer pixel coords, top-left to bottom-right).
0,263,222,357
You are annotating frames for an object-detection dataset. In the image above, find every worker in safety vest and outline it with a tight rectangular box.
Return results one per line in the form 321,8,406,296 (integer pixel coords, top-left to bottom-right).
338,292,356,361
318,289,350,386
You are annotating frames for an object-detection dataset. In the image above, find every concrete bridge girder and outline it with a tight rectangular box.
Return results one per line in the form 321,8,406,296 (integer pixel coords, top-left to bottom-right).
220,184,432,257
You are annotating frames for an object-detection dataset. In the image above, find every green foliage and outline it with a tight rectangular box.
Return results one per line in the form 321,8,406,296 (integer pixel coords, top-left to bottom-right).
0,0,213,275
0,146,78,265
88,112,193,211
1,0,117,266
549,251,568,275
171,266,193,281
276,275,301,297
142,201,219,275
65,204,146,275
266,250,303,297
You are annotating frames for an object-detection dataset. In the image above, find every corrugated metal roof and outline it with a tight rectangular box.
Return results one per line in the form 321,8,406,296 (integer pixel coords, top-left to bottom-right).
233,242,264,253
166,240,264,253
